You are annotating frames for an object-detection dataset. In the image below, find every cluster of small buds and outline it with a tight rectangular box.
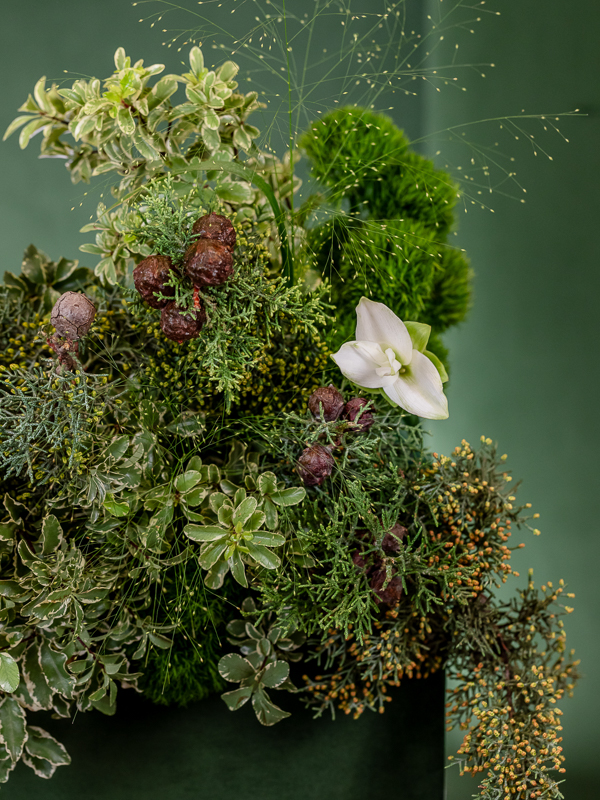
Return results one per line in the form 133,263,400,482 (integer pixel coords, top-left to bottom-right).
297,385,375,487
133,212,236,343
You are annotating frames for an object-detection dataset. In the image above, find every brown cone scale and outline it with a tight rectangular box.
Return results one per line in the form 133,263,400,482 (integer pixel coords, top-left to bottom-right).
160,301,206,342
297,444,335,487
50,292,96,340
308,385,345,422
183,239,234,287
192,212,236,251
133,255,175,309
343,397,374,432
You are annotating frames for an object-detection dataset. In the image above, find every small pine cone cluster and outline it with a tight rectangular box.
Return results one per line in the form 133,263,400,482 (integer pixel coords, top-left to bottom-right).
133,212,236,343
307,385,374,432
297,386,376,487
352,522,407,607
184,212,236,287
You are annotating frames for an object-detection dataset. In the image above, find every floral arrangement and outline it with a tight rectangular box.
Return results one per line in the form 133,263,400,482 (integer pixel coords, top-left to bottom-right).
0,16,578,799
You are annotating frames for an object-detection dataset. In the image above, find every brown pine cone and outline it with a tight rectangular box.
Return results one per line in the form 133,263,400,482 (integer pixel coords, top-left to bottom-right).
381,523,407,555
160,301,206,342
50,292,96,340
192,212,237,251
369,569,404,606
297,444,335,487
343,397,374,432
133,255,175,309
308,385,345,422
183,239,234,287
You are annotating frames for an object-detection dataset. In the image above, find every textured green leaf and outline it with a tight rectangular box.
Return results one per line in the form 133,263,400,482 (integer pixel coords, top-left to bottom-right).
199,540,228,570
23,645,53,710
114,46,128,70
209,492,229,514
3,115,35,142
184,524,227,543
229,550,248,587
0,654,20,693
39,642,74,699
252,689,290,726
264,498,278,531
258,472,278,496
0,581,21,598
261,660,290,689
270,486,306,507
245,543,280,570
217,61,239,82
189,46,205,77
18,117,49,149
246,510,266,532
103,495,130,517
204,559,228,589
217,504,234,527
0,753,15,783
33,77,51,112
404,320,431,353
218,653,255,682
174,470,202,493
25,726,70,766
3,494,24,525
182,486,207,507
148,633,172,650
143,503,174,552
40,515,63,555
215,181,253,204
251,532,285,547
221,685,253,711
232,496,258,528
22,752,56,779
0,697,27,761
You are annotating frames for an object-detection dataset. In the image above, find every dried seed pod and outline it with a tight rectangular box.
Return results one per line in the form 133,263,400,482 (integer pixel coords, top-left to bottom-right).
308,385,345,422
297,444,335,487
183,239,234,287
192,212,236,251
343,397,374,432
50,292,96,340
133,255,175,309
160,301,206,342
381,523,407,555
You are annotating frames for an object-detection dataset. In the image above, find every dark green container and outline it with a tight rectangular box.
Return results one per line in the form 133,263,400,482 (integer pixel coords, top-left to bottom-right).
6,673,444,799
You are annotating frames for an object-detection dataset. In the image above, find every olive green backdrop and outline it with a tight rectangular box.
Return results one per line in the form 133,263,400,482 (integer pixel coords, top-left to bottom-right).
423,2,600,798
0,1,598,798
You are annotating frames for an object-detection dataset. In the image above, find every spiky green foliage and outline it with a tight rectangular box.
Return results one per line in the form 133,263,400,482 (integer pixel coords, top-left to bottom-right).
299,107,472,363
300,107,457,231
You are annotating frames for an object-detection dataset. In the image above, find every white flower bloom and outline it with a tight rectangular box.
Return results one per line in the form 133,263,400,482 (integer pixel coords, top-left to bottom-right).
331,297,449,420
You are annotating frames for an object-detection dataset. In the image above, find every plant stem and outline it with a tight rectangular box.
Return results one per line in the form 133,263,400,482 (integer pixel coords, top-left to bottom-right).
282,0,295,275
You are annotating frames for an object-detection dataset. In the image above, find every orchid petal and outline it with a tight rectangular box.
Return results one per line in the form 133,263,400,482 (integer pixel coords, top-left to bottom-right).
383,350,449,419
423,348,449,383
331,341,397,389
355,297,412,364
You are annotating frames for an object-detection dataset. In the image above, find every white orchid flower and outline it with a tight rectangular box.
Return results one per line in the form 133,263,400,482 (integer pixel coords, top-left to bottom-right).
331,297,449,420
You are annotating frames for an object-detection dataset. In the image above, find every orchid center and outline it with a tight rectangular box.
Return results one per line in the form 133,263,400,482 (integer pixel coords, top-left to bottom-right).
375,346,406,378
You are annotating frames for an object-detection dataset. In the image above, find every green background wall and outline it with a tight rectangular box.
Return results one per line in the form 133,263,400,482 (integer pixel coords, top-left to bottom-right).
423,2,600,797
0,1,598,797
